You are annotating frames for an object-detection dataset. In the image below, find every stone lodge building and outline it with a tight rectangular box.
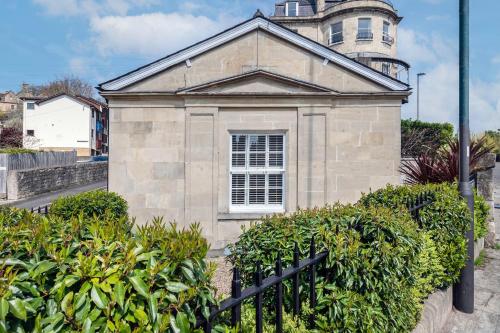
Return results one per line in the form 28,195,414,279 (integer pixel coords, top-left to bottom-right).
99,2,411,249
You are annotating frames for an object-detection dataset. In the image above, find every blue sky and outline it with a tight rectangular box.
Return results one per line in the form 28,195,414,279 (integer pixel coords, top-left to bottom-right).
2,0,499,132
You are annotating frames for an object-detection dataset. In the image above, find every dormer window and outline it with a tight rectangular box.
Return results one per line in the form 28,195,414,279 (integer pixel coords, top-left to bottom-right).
286,2,299,17
357,18,373,40
330,21,343,44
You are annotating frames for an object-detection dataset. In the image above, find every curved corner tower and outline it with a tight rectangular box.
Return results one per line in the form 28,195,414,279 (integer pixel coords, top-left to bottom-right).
270,0,410,83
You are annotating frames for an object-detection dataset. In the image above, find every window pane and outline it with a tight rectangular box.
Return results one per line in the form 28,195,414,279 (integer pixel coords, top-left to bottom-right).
269,135,283,152
232,153,246,167
383,21,390,34
232,135,246,152
249,174,265,204
331,22,342,34
268,174,283,188
269,153,283,167
268,189,283,204
268,174,283,204
249,135,266,152
231,174,246,205
249,153,265,167
287,2,298,16
358,18,371,30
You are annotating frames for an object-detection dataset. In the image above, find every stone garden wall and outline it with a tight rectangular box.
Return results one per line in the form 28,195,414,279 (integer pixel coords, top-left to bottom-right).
7,161,107,200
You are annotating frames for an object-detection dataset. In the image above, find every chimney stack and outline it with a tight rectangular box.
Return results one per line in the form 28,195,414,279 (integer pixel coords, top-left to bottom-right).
317,0,326,12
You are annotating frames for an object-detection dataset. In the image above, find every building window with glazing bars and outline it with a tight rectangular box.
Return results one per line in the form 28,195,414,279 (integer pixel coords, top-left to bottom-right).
286,1,299,17
357,18,373,40
230,134,285,212
383,21,394,44
330,21,343,44
382,63,390,75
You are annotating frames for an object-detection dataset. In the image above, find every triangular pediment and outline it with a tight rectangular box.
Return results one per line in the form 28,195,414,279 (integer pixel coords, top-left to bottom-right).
178,70,336,95
99,16,409,92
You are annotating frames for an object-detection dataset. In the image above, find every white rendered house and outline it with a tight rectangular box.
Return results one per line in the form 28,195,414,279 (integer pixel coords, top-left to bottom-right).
22,94,108,157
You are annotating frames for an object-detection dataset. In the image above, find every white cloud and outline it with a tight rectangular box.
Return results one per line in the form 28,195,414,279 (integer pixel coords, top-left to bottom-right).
89,12,239,57
400,28,500,133
33,0,159,17
492,55,500,64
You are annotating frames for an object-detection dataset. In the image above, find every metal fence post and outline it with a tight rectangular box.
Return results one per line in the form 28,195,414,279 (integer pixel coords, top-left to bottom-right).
275,253,283,333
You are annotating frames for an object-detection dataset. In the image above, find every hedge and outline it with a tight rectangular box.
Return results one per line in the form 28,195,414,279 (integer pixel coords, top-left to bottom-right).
228,182,473,332
0,208,216,332
359,183,470,287
401,119,454,157
228,205,425,332
49,190,128,220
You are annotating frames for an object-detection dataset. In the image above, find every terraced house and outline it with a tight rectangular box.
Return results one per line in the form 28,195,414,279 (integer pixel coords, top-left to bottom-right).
99,0,411,249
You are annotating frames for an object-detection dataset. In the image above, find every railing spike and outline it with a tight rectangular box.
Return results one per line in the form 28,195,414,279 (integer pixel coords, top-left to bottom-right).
310,238,316,259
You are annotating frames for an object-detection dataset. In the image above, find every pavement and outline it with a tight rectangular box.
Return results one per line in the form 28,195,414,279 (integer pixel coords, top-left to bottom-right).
0,181,107,209
442,163,500,333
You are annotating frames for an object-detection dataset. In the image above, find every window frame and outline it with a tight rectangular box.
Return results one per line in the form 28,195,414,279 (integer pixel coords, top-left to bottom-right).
330,21,343,45
26,102,35,110
382,20,394,44
229,133,286,213
357,18,373,40
27,130,35,136
382,62,390,75
285,1,299,17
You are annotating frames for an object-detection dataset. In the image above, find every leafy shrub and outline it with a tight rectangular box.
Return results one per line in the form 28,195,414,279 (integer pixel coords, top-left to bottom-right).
401,119,454,158
49,190,128,220
0,127,23,148
228,205,424,333
359,183,470,287
474,192,490,241
400,135,494,185
0,209,216,332
484,130,500,154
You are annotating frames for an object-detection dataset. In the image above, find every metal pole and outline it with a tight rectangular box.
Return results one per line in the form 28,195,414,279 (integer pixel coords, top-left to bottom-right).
453,0,474,314
417,76,420,120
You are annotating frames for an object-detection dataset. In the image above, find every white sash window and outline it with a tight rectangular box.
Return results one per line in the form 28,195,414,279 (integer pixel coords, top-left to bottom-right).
230,134,285,212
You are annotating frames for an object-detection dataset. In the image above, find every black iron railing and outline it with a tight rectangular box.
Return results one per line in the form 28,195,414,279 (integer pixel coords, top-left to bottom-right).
197,239,327,332
407,192,434,226
356,31,373,40
382,34,394,44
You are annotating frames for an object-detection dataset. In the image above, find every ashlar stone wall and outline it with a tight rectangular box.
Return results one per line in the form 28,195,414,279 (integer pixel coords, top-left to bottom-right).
7,161,108,200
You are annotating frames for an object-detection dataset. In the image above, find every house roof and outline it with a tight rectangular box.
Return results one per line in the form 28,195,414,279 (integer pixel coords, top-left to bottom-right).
98,14,409,92
35,93,108,109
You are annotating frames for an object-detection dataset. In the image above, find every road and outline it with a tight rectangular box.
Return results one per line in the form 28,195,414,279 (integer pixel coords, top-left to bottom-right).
2,181,107,209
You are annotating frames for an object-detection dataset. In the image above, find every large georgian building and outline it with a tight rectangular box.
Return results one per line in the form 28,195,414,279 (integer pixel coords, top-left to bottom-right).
271,0,409,82
100,1,411,249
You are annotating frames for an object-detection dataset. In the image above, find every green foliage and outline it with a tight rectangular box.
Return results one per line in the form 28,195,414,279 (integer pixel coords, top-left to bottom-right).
228,205,424,333
474,250,486,267
213,303,311,333
49,190,128,220
360,183,470,288
401,119,454,157
0,207,215,332
484,130,500,154
0,148,37,154
474,192,490,241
